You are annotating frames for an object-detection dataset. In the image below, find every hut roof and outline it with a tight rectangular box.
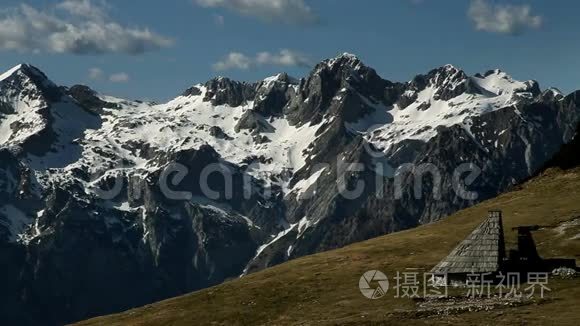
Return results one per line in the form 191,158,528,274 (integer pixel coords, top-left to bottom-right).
430,211,505,274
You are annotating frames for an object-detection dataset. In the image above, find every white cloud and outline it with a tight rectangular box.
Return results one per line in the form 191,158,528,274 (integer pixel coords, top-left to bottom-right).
213,49,312,71
0,1,174,55
88,67,103,80
88,67,130,83
256,49,311,67
213,52,253,71
468,0,542,35
109,72,130,83
195,0,318,25
57,0,108,20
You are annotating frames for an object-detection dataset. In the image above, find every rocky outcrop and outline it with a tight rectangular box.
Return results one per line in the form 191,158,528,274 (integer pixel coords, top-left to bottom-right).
234,110,274,133
209,126,232,140
182,85,202,97
252,73,298,117
203,77,256,107
67,85,119,114
285,53,403,126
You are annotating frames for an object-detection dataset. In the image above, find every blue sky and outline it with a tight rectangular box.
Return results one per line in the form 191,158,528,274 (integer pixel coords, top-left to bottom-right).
0,0,578,101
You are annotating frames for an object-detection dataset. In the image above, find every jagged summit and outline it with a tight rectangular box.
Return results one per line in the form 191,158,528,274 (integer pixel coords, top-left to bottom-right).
318,52,366,71
202,76,256,107
416,64,471,100
261,72,299,86
0,63,61,105
0,63,52,82
541,87,565,102
441,63,460,70
340,52,359,59
0,64,25,81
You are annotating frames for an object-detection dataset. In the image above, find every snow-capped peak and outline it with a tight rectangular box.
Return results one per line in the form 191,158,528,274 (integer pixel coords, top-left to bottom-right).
425,64,468,92
321,52,365,71
474,69,540,97
261,73,298,86
262,73,284,84
340,52,359,60
0,63,58,94
0,63,50,81
259,73,297,88
541,87,565,102
442,63,459,70
546,87,563,96
0,64,25,81
348,64,545,152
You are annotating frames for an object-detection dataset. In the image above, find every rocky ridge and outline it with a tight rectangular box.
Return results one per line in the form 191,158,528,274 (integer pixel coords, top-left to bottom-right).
0,54,579,325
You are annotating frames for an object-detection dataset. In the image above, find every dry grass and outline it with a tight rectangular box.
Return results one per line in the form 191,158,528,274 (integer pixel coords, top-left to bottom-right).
74,168,580,326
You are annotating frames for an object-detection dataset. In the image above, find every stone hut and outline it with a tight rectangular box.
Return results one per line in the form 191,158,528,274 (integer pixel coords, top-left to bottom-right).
430,210,506,284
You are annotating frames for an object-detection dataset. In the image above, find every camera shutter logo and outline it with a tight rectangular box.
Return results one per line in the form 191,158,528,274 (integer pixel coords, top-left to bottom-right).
359,270,389,299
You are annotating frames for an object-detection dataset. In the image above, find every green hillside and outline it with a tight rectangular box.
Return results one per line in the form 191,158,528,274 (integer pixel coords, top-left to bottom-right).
75,167,580,326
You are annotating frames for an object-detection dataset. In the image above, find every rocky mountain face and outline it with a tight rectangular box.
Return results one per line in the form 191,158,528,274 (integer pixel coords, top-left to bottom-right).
0,55,579,325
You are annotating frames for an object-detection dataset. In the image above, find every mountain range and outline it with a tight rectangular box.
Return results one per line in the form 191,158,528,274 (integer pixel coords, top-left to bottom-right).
0,54,579,325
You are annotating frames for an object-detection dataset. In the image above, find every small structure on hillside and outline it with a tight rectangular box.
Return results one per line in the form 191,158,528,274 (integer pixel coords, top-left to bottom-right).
504,225,542,272
431,210,578,285
430,210,506,284
505,225,577,274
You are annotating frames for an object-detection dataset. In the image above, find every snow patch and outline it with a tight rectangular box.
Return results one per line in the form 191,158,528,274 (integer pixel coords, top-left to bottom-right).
349,70,538,152
291,167,326,197
0,64,23,81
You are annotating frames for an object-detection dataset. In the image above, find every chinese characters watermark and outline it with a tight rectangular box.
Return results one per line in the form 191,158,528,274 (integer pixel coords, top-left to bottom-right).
359,269,551,300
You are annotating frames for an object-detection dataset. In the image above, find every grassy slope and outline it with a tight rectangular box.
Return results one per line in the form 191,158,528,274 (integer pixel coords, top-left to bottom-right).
75,168,580,326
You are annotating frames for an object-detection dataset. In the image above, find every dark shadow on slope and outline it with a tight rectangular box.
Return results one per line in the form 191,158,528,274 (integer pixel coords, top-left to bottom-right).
540,122,580,171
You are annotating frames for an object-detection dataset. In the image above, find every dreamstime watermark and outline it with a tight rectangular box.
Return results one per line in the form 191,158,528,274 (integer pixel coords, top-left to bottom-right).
87,158,484,203
358,269,551,300
86,130,485,203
